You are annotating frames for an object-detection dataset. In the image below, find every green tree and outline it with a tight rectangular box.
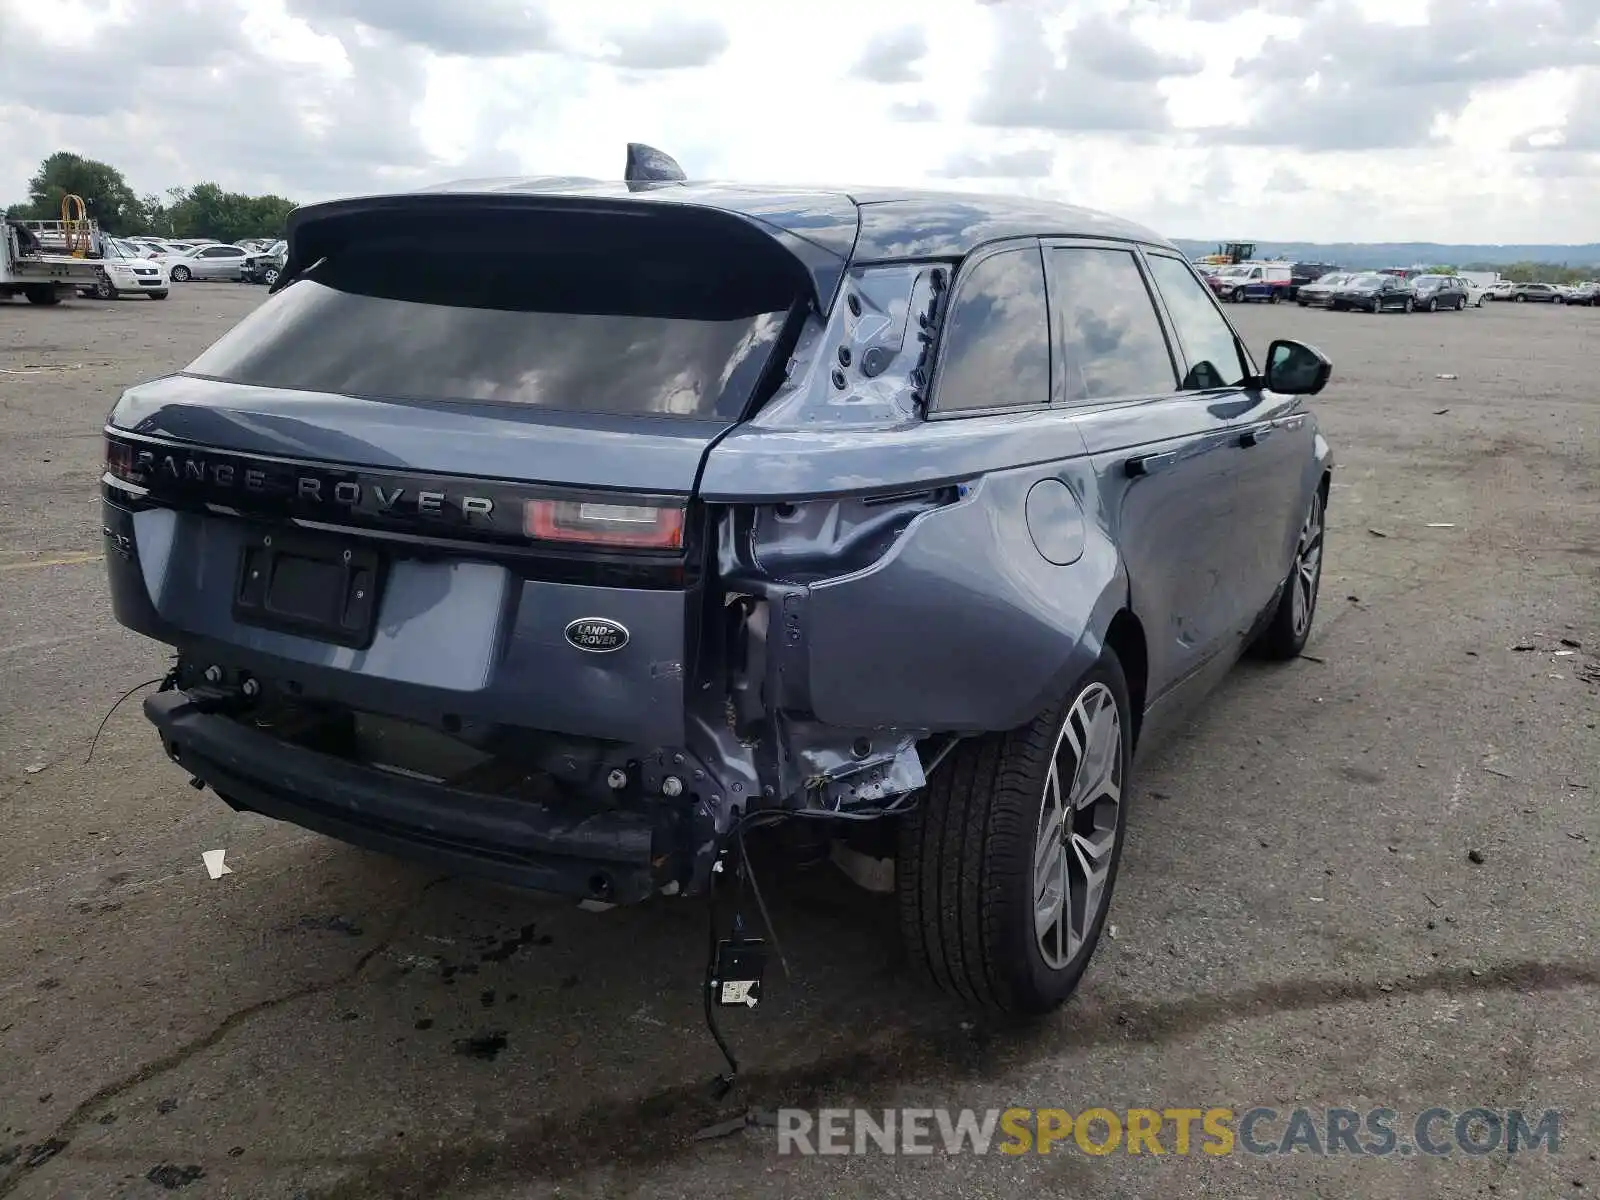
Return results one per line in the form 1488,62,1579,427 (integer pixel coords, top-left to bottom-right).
19,151,145,234
5,153,298,244
169,182,295,243
1468,260,1591,285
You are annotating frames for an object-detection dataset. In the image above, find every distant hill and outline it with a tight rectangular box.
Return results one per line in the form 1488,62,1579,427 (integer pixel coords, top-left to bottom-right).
1171,240,1600,269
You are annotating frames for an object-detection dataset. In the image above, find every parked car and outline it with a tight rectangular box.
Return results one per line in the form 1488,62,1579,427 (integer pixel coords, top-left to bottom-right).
240,240,287,285
1482,280,1516,302
1208,262,1293,303
1410,274,1470,312
1508,282,1563,303
162,243,251,281
1461,278,1488,307
1566,281,1600,306
1295,271,1357,308
1288,261,1340,300
101,147,1335,1021
1330,272,1415,313
79,238,170,300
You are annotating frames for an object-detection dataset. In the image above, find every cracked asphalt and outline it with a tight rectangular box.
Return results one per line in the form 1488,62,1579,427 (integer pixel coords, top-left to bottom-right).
1,285,1596,1199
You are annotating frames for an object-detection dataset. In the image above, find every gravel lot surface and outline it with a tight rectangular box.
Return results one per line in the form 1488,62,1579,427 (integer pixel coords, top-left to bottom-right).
1,285,1596,1198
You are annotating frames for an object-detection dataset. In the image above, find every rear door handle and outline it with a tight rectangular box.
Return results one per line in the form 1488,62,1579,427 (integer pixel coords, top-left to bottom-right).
1125,452,1177,477
1238,424,1273,447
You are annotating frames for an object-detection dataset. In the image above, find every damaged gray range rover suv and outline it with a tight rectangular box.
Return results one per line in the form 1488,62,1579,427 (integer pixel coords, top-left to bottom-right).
103,146,1333,1021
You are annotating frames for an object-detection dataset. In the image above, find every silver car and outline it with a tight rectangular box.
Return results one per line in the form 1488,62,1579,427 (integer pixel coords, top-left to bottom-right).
165,243,250,282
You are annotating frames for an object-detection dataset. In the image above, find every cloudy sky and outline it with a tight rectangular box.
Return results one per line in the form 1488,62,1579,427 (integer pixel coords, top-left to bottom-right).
3,0,1598,244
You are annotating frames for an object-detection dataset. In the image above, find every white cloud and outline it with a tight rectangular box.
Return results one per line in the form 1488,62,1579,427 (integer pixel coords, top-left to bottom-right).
2,0,1598,243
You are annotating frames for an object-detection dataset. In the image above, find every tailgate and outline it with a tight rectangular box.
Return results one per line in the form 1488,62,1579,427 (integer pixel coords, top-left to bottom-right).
102,196,846,744
113,191,850,495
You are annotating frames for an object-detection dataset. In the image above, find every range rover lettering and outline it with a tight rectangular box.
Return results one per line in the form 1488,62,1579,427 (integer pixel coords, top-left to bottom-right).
102,145,1334,1038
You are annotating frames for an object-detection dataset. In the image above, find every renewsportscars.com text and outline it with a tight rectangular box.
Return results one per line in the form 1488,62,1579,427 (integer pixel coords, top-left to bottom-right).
776,1106,1563,1157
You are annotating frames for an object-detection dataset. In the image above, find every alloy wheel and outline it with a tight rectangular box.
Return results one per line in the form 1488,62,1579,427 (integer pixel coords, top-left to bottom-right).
1033,682,1122,971
1291,492,1324,639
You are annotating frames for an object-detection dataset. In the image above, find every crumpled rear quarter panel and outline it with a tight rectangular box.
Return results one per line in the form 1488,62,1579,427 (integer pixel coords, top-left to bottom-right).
795,464,1124,732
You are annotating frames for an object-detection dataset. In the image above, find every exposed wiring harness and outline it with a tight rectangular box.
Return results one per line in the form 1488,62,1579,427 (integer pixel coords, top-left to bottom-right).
699,734,964,1097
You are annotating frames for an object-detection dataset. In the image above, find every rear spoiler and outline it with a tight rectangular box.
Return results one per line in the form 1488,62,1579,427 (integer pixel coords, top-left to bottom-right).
273,146,853,311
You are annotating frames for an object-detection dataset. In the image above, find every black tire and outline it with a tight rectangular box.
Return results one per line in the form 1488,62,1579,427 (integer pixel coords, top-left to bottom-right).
1425,298,1437,312
170,265,191,282
148,290,169,300
93,272,116,300
1251,485,1325,660
1455,296,1465,311
262,267,280,286
1514,293,1525,302
1553,295,1564,305
1297,299,1308,307
897,650,1132,1014
23,286,61,306
1231,287,1245,303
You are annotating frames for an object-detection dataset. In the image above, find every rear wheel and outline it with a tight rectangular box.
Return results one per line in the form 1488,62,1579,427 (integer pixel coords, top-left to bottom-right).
1426,297,1438,312
898,651,1131,1013
1514,293,1526,302
93,272,116,300
23,285,60,306
170,265,191,282
1251,486,1324,660
1402,297,1414,313
263,266,280,286
1231,287,1245,302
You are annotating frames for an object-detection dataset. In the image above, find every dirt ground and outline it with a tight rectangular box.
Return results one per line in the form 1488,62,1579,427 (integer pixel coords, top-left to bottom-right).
1,284,1596,1199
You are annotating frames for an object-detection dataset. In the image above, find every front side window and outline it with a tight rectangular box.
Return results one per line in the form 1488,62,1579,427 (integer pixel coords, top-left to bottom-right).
931,244,1051,413
1143,254,1250,390
1050,247,1175,402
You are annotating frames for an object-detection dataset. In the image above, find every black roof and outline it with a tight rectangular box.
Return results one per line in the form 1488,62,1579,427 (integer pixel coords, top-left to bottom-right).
383,178,1173,261
283,179,1174,310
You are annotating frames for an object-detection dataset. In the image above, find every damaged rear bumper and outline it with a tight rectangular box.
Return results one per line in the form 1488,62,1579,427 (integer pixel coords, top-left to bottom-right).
144,689,668,904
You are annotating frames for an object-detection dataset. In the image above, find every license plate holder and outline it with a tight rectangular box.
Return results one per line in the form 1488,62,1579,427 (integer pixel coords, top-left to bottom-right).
233,529,384,649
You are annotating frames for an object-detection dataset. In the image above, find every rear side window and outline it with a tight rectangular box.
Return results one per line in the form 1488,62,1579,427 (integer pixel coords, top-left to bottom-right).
1143,254,1251,390
184,245,796,420
931,244,1051,414
1049,247,1175,402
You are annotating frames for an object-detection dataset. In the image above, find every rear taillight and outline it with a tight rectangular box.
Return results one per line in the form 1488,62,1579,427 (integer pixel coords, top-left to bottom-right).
104,437,137,483
523,500,684,550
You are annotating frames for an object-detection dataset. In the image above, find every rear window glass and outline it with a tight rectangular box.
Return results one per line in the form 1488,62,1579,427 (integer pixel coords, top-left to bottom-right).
185,246,796,420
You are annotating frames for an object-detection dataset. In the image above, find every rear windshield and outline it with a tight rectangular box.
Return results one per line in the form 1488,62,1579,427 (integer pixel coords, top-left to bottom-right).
184,244,797,420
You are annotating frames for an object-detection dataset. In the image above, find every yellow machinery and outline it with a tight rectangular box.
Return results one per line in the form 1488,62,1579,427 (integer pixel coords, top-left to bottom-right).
61,193,92,257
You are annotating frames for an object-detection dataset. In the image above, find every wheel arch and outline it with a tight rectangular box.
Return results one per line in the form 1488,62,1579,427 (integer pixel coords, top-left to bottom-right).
1102,607,1148,752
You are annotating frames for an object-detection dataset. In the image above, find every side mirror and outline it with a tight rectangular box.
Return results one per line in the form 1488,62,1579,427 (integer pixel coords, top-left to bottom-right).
1265,338,1332,396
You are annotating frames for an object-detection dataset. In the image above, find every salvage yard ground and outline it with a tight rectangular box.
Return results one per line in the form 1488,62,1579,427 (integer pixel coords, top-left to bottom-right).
1,287,1596,1199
